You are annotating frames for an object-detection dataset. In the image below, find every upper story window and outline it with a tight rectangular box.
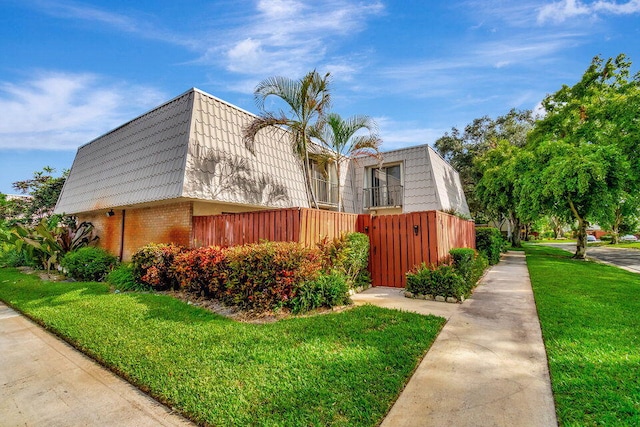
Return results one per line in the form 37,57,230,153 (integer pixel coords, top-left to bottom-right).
364,163,403,208
310,159,338,206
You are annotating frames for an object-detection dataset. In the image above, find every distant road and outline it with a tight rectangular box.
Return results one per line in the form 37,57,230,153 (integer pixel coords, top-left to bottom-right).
541,242,640,274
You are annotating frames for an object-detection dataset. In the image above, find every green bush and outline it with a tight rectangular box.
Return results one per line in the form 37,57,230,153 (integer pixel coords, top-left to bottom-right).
0,248,35,268
289,272,350,314
131,243,184,290
600,235,612,242
475,227,505,265
471,252,489,285
406,263,466,299
449,248,476,285
107,264,149,292
61,247,118,281
317,232,370,288
449,248,488,291
224,241,323,311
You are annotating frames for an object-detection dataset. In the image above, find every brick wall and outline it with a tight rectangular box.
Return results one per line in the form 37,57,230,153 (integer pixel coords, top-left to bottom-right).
78,201,193,261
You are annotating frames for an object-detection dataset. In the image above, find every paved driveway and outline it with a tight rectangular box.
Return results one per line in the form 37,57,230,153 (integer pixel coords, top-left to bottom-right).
543,242,640,273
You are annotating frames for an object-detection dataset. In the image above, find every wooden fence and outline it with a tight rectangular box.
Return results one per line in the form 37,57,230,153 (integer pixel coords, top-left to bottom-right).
358,211,475,287
192,208,359,248
192,208,475,288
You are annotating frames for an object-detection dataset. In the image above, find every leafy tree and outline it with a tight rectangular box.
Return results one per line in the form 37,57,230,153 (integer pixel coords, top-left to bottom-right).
243,70,331,208
519,54,640,258
435,109,534,221
475,140,525,247
310,113,381,211
5,167,68,226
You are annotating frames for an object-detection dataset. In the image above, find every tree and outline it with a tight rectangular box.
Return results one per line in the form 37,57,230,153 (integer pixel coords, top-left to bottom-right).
519,54,640,259
474,140,524,247
2,167,68,226
435,109,534,221
243,70,331,209
310,113,381,211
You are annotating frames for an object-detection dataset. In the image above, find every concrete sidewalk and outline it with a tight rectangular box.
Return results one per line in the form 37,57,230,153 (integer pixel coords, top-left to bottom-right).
0,303,194,427
353,251,558,427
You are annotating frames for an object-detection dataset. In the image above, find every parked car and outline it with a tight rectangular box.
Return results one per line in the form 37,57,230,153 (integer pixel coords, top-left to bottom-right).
586,235,597,243
620,235,638,242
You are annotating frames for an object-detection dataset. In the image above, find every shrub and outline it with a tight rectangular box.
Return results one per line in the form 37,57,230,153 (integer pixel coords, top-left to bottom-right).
317,232,370,288
406,263,466,299
107,264,149,292
289,272,350,314
471,252,489,285
449,248,476,285
131,243,184,290
600,235,612,242
0,248,35,268
61,247,119,281
172,246,228,295
475,227,505,265
224,241,322,311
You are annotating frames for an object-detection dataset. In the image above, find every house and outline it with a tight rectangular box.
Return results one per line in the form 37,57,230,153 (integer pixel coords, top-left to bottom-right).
54,88,469,260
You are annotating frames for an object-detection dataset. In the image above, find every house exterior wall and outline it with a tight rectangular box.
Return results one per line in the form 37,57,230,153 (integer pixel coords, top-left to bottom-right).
353,145,439,215
182,91,309,208
349,145,470,216
78,201,192,262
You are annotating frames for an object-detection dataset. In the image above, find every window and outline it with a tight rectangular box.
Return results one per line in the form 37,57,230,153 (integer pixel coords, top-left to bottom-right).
365,164,403,208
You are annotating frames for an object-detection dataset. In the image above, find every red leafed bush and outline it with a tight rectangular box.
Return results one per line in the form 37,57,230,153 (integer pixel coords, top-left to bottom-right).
224,241,322,311
131,243,184,290
172,246,228,295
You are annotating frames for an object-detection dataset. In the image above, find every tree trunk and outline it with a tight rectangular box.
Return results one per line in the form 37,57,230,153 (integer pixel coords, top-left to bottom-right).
302,148,318,209
510,214,522,248
568,198,587,259
611,208,622,244
574,218,588,259
336,161,342,212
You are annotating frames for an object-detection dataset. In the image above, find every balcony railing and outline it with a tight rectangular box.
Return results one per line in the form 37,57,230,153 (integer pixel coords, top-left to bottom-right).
363,185,404,208
311,177,339,206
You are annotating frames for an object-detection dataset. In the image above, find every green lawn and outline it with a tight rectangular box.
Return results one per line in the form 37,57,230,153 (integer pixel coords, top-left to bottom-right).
524,245,640,426
0,268,444,427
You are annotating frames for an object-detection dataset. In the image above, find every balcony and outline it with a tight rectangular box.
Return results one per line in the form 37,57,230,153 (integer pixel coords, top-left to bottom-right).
311,177,339,207
363,185,404,209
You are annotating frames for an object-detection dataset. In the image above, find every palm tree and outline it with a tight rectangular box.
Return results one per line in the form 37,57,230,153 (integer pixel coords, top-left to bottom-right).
311,113,381,211
243,70,331,209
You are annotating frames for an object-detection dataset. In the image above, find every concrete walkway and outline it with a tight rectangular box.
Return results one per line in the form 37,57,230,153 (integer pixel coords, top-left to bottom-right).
0,303,194,427
352,251,558,427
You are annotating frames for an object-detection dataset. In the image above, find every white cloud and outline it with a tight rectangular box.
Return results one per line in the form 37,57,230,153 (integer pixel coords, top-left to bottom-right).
0,72,165,150
537,0,640,24
375,117,446,151
216,0,384,78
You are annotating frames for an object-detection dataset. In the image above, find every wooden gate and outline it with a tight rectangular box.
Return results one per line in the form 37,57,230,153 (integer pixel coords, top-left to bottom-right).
357,211,475,288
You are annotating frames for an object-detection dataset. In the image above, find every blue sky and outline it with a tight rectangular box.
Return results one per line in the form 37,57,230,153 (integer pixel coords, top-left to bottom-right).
1,0,639,194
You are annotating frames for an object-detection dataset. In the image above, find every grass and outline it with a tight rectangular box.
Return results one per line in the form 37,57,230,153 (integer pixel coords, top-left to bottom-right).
524,244,640,426
0,268,445,427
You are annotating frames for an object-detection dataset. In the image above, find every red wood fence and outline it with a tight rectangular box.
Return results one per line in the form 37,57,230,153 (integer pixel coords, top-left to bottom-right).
192,208,359,248
192,208,475,288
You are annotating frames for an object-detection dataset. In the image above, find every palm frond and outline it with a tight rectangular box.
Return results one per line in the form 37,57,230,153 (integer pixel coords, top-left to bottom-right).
242,113,290,154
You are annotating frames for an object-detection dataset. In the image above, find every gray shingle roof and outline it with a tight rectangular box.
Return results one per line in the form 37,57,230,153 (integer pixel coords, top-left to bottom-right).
55,88,308,214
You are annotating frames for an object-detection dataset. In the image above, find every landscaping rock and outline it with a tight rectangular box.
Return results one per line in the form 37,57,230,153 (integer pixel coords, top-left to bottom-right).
417,294,425,300
426,294,434,301
446,297,458,303
404,291,414,298
435,295,445,302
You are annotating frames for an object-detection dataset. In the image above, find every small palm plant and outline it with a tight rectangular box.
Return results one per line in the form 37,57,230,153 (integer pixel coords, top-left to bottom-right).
311,113,381,211
243,70,331,208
